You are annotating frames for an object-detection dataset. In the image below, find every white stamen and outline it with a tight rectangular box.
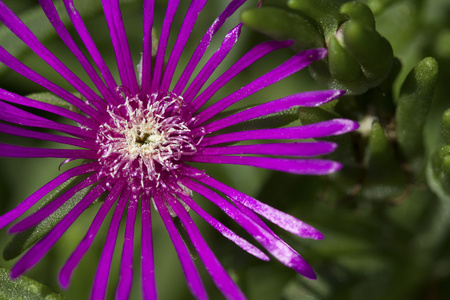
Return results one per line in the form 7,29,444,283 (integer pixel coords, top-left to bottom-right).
96,91,200,190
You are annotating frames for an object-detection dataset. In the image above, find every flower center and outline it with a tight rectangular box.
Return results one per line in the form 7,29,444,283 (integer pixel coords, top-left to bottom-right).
96,91,197,190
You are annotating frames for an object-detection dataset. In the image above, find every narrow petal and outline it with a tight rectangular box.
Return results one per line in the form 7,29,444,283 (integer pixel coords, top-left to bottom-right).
140,193,157,300
0,162,98,230
0,88,91,126
9,173,102,233
197,90,345,135
154,193,208,300
62,0,118,94
151,0,180,90
184,155,341,175
199,119,360,146
39,0,114,101
90,185,128,300
0,100,95,139
191,49,326,124
59,181,126,288
101,0,139,93
141,0,155,94
185,165,324,240
180,24,242,102
173,0,246,95
0,2,106,111
196,142,337,157
0,144,96,159
11,183,107,279
181,178,317,279
174,191,270,261
0,46,103,122
159,0,208,92
166,193,246,300
116,191,140,299
0,123,95,149
189,40,293,109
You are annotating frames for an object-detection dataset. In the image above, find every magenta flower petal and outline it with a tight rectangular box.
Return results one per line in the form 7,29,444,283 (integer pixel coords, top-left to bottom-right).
175,190,270,261
199,119,359,146
101,0,139,94
181,178,317,279
0,144,96,159
197,142,337,157
8,174,101,233
90,185,128,300
185,155,342,175
173,0,246,95
62,0,118,93
192,48,327,125
154,193,208,300
39,0,113,101
139,193,157,300
189,40,293,108
166,193,246,300
0,88,90,125
159,0,208,92
0,2,105,111
11,184,107,279
0,1,360,299
198,90,345,135
151,0,180,90
59,182,126,288
141,0,155,94
0,163,97,230
181,24,243,102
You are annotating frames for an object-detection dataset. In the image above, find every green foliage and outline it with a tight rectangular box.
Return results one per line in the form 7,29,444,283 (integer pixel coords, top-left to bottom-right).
0,268,63,300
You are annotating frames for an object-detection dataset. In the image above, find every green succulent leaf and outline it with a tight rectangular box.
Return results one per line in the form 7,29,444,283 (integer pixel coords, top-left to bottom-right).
361,121,408,201
0,267,64,300
396,57,439,173
327,35,363,82
241,7,324,51
287,0,345,37
26,92,83,114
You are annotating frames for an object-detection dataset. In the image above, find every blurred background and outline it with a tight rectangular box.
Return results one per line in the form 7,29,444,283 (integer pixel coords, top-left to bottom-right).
1,0,450,299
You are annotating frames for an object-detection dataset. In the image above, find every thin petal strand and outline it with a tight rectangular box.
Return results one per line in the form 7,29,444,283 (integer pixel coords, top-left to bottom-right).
0,163,97,230
154,193,208,300
140,193,157,300
101,0,139,93
174,190,270,261
173,0,246,95
181,178,317,279
199,119,360,146
90,184,128,300
59,181,126,288
192,48,327,124
166,193,246,300
11,183,107,279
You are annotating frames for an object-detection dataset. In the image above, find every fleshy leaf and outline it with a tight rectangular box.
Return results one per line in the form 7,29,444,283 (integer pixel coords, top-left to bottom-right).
396,57,439,174
26,92,83,114
361,121,408,201
0,267,64,300
241,7,324,51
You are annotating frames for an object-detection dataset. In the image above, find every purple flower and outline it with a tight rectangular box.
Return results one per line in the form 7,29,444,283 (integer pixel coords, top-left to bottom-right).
0,0,358,299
